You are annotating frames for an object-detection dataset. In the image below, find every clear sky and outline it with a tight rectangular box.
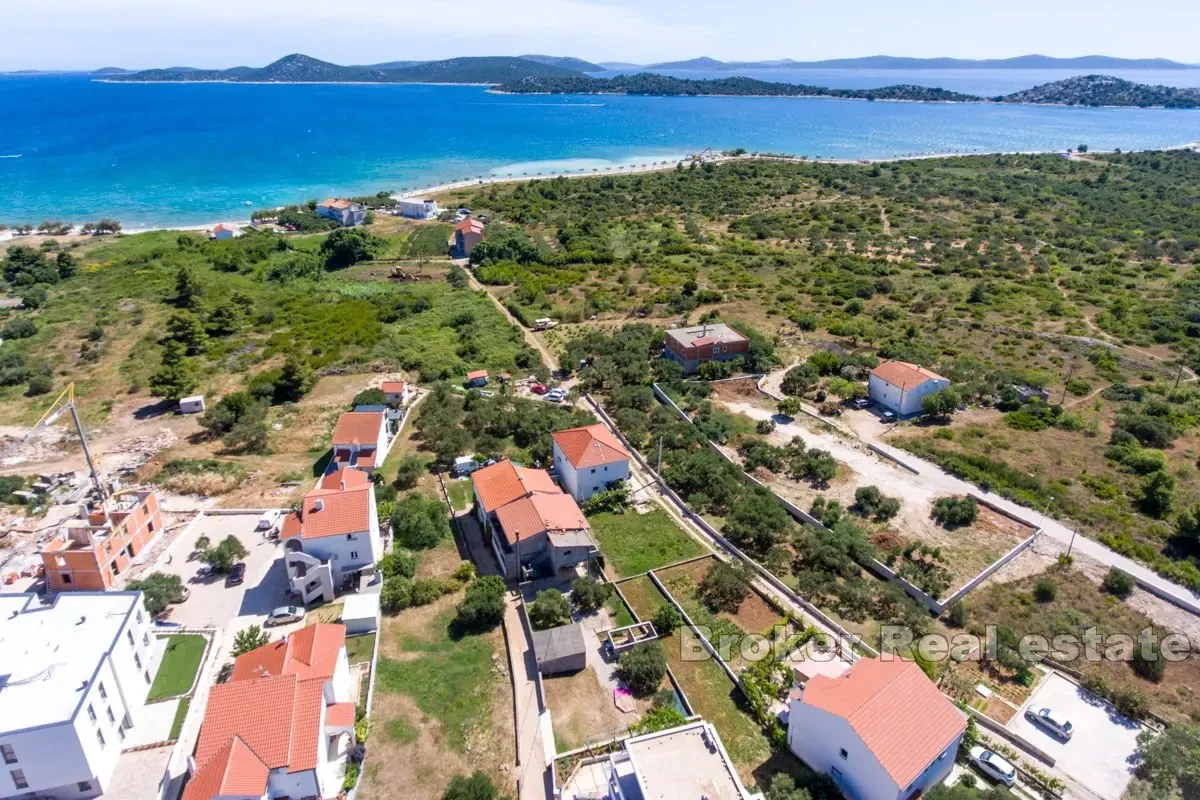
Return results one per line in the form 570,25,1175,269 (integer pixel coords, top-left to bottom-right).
5,0,1198,71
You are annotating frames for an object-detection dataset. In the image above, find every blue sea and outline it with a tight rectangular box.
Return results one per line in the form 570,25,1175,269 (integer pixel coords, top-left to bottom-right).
2,71,1199,228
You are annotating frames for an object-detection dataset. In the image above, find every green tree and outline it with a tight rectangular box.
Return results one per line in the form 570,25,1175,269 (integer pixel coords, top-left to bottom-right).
174,266,203,309
529,589,571,630
921,388,960,419
1140,470,1175,518
380,576,413,614
273,357,316,403
231,625,270,657
127,572,184,616
378,551,418,580
56,250,77,279
570,576,608,613
777,397,804,417
723,486,793,554
652,603,683,635
149,340,198,400
201,535,248,572
441,771,498,800
320,227,386,270
455,575,506,631
1103,566,1136,598
391,493,448,549
165,311,207,354
619,642,667,696
391,456,429,490
781,363,818,396
699,561,750,612
1135,723,1200,797
931,496,977,528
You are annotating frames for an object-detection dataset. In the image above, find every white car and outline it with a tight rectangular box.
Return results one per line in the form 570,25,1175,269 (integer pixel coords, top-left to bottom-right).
1025,706,1074,740
264,605,304,627
546,389,567,403
968,745,1017,787
256,510,281,531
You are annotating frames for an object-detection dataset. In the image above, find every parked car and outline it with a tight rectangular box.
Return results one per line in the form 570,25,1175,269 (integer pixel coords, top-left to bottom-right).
880,410,897,423
851,397,870,409
225,562,247,587
170,586,190,604
265,605,304,627
546,388,567,403
968,746,1017,787
256,510,281,531
530,383,548,395
1025,706,1074,740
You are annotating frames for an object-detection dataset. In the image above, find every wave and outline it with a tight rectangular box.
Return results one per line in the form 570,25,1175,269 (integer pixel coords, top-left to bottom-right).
0,154,22,159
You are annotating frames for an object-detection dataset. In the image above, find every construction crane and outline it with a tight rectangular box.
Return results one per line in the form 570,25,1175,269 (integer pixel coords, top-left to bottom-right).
685,147,715,163
0,382,107,504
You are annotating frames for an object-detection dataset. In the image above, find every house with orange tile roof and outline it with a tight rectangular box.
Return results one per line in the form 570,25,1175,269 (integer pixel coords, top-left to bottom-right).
280,467,382,604
867,361,950,417
452,217,485,258
41,489,164,592
379,379,410,406
786,656,966,800
330,410,391,473
184,623,356,800
551,424,631,502
315,197,366,227
470,459,597,579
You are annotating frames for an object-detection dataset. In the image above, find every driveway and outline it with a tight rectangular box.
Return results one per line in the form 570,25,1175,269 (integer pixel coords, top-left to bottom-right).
1006,673,1143,800
152,513,300,638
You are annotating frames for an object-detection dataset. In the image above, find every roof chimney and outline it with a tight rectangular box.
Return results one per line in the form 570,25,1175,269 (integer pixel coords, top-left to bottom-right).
313,499,324,512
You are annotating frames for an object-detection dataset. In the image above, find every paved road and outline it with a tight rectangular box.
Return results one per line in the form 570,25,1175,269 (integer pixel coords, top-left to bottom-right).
504,597,554,800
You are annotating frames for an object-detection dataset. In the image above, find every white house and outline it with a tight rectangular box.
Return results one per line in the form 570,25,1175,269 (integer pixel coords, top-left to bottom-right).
0,591,164,800
379,380,410,407
396,198,441,220
867,361,951,417
281,467,382,603
787,657,966,800
559,720,760,800
330,410,392,473
184,624,356,800
209,223,242,240
316,198,367,227
551,424,631,502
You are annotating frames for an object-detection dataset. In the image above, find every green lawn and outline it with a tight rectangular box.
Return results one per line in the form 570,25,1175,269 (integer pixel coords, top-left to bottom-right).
590,508,705,578
373,607,497,753
169,697,190,740
148,634,206,702
446,479,473,511
346,633,376,665
605,590,636,628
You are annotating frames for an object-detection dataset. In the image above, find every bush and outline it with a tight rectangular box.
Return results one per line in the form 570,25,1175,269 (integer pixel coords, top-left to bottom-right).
1034,577,1057,602
441,771,498,800
1103,567,1136,598
619,642,667,696
2,318,37,339
453,562,476,582
25,375,52,396
571,576,608,613
391,456,428,490
455,575,506,631
946,601,968,628
380,577,413,613
391,493,449,549
699,561,750,612
852,485,901,521
781,363,818,396
756,418,776,434
378,551,418,580
930,496,978,528
1132,638,1167,682
652,603,683,636
528,589,571,630
410,578,455,606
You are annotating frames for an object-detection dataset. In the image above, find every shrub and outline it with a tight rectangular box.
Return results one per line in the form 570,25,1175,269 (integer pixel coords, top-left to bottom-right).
756,418,776,434
1034,577,1057,603
410,578,455,606
946,601,968,628
528,589,571,630
652,603,683,636
699,561,750,612
1132,639,1167,682
630,704,687,734
1103,567,1136,598
391,493,449,549
380,577,413,613
441,771,498,800
619,642,667,696
379,551,418,580
25,375,52,396
852,485,901,521
391,456,428,490
570,576,608,613
930,496,977,528
2,318,36,339
453,562,476,583
454,575,506,631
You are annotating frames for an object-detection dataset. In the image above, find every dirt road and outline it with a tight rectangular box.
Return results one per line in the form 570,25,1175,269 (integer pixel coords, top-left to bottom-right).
466,272,560,372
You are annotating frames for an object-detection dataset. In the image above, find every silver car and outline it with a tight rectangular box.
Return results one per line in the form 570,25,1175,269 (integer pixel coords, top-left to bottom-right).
968,745,1017,787
264,605,304,627
1026,706,1074,740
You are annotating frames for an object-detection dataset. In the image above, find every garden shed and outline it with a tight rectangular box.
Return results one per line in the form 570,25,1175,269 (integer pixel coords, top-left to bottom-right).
341,592,380,635
531,622,586,675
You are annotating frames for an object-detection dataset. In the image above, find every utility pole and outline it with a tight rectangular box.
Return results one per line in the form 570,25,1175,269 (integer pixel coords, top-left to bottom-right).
1060,361,1077,405
1174,363,1185,391
657,437,664,475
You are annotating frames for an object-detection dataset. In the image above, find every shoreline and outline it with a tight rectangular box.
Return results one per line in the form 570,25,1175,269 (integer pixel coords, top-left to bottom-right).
6,143,1199,238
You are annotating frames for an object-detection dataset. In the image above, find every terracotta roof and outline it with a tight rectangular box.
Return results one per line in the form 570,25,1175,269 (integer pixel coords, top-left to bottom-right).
182,735,269,800
466,369,488,381
320,198,356,209
326,702,356,728
552,424,630,469
332,411,385,447
801,657,966,789
280,480,372,540
869,360,948,392
691,336,715,346
193,673,327,776
471,460,559,514
456,218,485,234
231,623,346,683
319,466,370,491
494,493,589,545
212,223,237,233
381,380,406,393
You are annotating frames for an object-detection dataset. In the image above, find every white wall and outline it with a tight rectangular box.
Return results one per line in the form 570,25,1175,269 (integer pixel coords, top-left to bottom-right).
868,376,950,417
328,649,352,704
551,442,630,502
2,722,96,798
787,701,899,800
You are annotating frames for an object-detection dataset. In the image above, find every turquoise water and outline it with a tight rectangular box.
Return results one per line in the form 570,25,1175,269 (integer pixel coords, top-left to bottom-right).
2,74,1199,228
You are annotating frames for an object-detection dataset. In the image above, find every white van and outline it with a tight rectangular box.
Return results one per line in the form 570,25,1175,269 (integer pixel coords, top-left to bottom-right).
256,510,281,531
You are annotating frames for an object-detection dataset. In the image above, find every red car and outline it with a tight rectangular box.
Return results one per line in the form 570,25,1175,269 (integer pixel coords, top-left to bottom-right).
531,383,548,395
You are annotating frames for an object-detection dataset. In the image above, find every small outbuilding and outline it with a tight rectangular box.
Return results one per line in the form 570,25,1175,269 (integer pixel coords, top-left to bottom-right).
341,592,381,636
531,622,586,675
867,361,950,417
466,369,489,388
179,394,206,414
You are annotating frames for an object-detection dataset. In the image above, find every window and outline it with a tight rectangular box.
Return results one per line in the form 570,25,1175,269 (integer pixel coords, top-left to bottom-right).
106,707,115,725
78,781,93,792
127,630,135,646
136,609,143,624
98,682,107,701
134,652,142,670
830,766,842,779
839,748,848,760
62,573,73,584
590,468,596,474
144,670,151,684
349,551,359,560
96,729,105,749
87,704,96,723
147,519,155,533
0,744,15,764
712,347,719,356
143,632,149,647
10,769,27,790
117,726,126,742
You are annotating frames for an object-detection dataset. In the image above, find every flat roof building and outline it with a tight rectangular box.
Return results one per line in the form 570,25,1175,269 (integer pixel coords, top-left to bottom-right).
0,591,163,799
662,322,750,374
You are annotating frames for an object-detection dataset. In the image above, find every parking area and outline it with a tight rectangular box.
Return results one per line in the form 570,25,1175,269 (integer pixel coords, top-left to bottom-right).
1006,673,1143,800
153,512,303,638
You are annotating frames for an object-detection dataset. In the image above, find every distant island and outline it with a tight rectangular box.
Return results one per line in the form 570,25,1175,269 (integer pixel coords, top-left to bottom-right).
620,54,1200,71
499,73,1200,108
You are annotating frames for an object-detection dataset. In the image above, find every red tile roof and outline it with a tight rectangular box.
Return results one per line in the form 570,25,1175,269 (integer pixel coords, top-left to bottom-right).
471,460,559,514
231,623,346,683
801,657,966,788
381,380,406,394
456,218,485,234
280,480,372,540
332,411,385,447
182,736,269,800
466,369,489,381
493,493,589,545
320,198,356,209
319,466,370,491
326,702,356,728
551,424,629,469
869,360,948,392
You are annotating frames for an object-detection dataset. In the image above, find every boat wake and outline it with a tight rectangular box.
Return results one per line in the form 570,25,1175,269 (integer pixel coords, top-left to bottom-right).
0,154,22,159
